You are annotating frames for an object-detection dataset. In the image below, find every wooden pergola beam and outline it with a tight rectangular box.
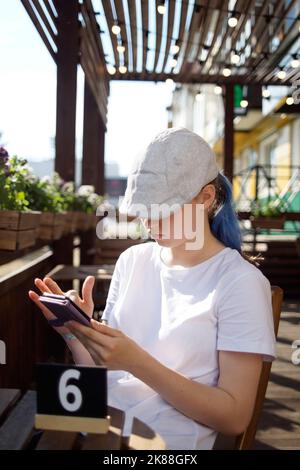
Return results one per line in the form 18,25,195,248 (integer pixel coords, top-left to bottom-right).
54,0,78,182
21,0,57,61
141,0,149,78
161,0,176,73
109,73,297,86
102,0,119,69
82,79,105,194
128,0,138,72
153,1,163,73
115,0,129,70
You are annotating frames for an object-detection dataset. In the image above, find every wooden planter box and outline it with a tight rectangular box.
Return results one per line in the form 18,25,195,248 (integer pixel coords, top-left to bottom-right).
76,212,90,231
89,214,98,230
38,212,66,241
64,211,78,234
0,210,41,251
251,216,286,229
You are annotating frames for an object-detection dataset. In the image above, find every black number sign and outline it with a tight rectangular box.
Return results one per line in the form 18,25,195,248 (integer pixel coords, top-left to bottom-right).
36,363,107,419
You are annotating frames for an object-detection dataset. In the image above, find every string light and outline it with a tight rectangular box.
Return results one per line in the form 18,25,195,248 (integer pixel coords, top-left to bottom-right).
214,85,222,95
240,99,248,108
112,23,121,35
286,95,294,105
277,67,286,80
105,7,300,50
157,1,166,15
165,78,174,85
228,11,238,28
291,54,300,68
195,90,202,102
119,65,127,74
262,87,271,98
222,67,232,77
107,65,116,75
103,6,300,80
231,50,240,65
171,41,180,54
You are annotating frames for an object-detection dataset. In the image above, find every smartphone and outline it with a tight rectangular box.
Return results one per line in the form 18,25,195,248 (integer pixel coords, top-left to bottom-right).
39,292,91,327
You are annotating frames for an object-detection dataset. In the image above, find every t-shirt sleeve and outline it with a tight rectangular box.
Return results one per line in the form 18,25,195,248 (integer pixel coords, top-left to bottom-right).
216,270,277,362
100,251,125,328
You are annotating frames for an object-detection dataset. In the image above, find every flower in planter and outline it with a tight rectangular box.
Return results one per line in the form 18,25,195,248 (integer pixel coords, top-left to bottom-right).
0,147,10,176
26,172,65,213
61,183,104,214
0,146,9,162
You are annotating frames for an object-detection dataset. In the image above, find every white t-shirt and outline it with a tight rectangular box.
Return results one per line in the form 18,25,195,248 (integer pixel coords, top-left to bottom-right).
101,241,276,450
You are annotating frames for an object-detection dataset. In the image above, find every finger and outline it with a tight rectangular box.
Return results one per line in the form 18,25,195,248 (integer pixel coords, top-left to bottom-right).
79,340,106,366
91,318,120,337
34,278,52,294
67,321,112,347
28,290,55,320
43,277,64,295
65,289,82,304
81,276,95,306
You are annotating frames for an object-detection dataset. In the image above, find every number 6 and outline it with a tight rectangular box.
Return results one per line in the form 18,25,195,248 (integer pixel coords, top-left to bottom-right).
58,369,82,412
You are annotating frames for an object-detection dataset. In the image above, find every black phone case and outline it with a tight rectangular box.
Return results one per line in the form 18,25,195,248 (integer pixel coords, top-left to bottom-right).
39,293,91,327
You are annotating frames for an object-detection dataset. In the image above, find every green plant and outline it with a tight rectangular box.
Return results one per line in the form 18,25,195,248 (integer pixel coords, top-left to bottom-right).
250,199,285,218
26,172,65,213
0,153,32,211
0,149,104,214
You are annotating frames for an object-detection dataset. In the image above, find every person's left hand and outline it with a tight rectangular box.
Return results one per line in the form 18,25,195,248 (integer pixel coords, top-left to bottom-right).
65,319,144,372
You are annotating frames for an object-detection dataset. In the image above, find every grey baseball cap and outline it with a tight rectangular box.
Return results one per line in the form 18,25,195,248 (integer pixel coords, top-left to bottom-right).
118,127,220,220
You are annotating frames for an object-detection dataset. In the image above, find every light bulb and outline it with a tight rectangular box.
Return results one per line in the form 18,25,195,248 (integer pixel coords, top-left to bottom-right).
228,16,238,28
117,45,125,53
157,4,166,14
223,67,231,77
286,96,294,105
195,92,202,102
240,99,248,108
291,58,299,68
171,44,180,54
171,58,178,68
112,24,121,35
262,88,271,98
165,78,174,86
277,69,286,80
107,65,116,75
231,52,240,64
214,85,222,95
119,65,127,74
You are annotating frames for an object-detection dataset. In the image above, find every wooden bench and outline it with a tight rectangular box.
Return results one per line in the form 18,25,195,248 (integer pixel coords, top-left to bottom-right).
0,389,166,450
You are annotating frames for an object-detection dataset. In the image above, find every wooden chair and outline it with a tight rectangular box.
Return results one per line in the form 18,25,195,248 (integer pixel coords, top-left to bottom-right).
213,285,284,450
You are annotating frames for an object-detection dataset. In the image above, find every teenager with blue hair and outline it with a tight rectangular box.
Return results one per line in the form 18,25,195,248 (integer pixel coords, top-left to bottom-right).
30,128,276,450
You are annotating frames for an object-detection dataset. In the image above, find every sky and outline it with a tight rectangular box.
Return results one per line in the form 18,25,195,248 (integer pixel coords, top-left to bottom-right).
0,0,173,177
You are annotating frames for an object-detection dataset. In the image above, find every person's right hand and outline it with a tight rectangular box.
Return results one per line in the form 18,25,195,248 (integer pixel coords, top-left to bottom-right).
28,276,95,338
